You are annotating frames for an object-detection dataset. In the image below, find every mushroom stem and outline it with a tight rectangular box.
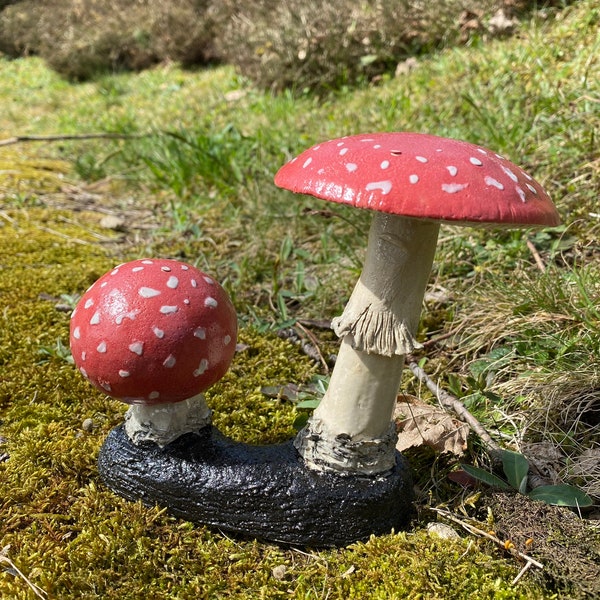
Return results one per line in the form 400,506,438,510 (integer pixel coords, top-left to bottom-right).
125,393,212,447
295,213,440,474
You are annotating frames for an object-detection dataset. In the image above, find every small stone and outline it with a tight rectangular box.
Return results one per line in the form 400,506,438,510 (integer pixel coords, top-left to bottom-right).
426,522,461,539
99,215,126,231
271,565,287,580
82,418,95,432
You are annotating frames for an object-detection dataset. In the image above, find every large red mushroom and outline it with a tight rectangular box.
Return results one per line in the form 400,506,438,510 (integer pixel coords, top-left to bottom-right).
70,258,237,446
275,132,560,475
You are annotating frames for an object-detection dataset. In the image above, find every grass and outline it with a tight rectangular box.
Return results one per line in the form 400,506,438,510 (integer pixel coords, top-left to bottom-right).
1,0,599,597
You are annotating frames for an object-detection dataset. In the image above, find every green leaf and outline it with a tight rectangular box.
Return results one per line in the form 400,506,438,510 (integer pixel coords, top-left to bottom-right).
501,450,530,493
461,464,512,490
528,484,593,507
295,399,321,410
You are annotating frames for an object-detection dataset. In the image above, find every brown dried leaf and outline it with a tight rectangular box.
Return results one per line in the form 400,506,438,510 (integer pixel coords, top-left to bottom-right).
394,397,468,456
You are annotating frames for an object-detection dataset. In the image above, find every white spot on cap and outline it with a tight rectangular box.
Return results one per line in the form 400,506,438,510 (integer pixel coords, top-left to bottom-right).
80,367,88,378
312,145,321,151
166,276,179,289
101,382,112,392
73,326,81,340
339,148,349,156
139,287,161,298
204,297,218,308
132,266,144,272
442,183,469,194
224,335,232,345
337,142,345,147
446,166,458,177
194,327,206,339
149,391,160,400
191,279,198,288
97,341,107,353
142,260,154,265
160,306,178,315
380,160,390,169
365,180,392,195
115,310,139,325
161,266,172,272
100,282,108,288
485,176,504,190
469,157,483,166
477,148,488,155
90,311,101,325
153,327,164,338
81,351,86,361
526,183,537,194
163,355,176,368
119,370,130,378
303,157,312,168
84,299,94,309
373,144,381,149
203,276,214,285
415,156,428,163
516,186,527,202
194,359,209,376
409,174,419,184
346,163,358,172
181,265,189,271
129,342,144,355
110,268,120,276
502,166,519,182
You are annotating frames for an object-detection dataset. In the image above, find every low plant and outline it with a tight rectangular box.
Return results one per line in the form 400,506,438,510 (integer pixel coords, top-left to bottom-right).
461,449,593,507
0,0,220,80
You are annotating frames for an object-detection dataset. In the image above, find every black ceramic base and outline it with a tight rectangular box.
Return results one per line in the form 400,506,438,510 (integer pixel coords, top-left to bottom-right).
97,425,414,547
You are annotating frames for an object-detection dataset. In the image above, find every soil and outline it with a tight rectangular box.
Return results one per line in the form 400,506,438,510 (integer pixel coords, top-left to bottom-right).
484,491,600,599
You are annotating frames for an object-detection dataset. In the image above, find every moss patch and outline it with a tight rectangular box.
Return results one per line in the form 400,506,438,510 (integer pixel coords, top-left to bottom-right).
0,207,554,598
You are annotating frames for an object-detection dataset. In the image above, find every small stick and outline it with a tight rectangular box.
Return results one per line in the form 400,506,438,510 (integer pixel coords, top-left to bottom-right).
0,132,149,147
430,507,543,571
294,321,330,373
525,237,546,272
512,560,533,585
408,361,502,455
0,555,47,599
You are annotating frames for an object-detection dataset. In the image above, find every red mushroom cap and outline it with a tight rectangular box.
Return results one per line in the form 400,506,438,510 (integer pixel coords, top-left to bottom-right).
70,259,237,405
274,132,560,227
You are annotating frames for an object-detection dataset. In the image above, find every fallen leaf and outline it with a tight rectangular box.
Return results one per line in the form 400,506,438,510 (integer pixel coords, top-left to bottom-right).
394,397,468,455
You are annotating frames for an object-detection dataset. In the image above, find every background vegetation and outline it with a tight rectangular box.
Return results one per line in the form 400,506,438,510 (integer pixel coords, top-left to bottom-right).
0,0,566,87
0,0,598,598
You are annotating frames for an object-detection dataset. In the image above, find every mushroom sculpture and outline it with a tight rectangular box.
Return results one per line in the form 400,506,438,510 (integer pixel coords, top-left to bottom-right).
73,257,413,546
274,132,560,476
70,258,237,446
71,134,560,548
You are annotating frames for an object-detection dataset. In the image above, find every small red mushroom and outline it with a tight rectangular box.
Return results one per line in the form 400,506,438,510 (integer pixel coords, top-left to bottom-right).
70,258,237,445
275,132,560,475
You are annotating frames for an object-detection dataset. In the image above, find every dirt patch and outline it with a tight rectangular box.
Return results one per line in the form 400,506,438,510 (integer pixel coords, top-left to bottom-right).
485,491,600,599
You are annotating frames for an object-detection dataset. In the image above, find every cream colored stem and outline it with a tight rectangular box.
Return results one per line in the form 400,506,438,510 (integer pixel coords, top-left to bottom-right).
295,214,440,474
125,393,212,447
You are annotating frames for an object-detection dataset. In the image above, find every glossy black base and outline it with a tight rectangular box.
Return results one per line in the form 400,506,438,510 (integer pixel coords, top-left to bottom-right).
97,425,414,547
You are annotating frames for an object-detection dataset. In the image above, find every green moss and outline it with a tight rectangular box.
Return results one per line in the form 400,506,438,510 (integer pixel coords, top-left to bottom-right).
0,211,554,599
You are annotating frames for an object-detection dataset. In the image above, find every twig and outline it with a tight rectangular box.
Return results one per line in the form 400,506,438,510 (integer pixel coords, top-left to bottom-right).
525,237,546,272
430,507,543,575
0,554,48,599
0,132,150,147
294,321,330,373
408,361,502,455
